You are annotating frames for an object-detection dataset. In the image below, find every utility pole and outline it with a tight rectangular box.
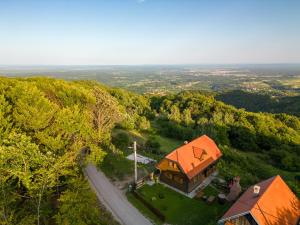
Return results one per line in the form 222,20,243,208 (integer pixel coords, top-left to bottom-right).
133,141,137,183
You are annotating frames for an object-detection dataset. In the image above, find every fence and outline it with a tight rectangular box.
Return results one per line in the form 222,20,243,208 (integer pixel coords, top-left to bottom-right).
132,191,166,222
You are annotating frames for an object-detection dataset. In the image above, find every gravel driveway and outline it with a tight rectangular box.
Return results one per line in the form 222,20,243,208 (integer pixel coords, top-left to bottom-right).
85,164,153,225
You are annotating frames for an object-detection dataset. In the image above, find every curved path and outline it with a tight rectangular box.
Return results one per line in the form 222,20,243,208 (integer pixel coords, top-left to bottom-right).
84,164,153,225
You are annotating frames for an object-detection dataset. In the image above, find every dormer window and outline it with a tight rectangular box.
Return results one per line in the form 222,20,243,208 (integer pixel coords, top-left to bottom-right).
193,146,207,160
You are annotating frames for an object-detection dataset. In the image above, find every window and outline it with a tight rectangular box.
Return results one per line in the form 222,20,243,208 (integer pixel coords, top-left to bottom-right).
168,161,177,169
173,163,177,169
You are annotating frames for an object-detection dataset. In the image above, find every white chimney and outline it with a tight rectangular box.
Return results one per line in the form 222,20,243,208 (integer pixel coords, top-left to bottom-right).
253,185,260,196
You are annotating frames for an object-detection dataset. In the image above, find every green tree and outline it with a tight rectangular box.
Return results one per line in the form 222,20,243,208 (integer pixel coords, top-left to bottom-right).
168,105,181,123
145,136,161,154
0,95,12,141
135,116,151,131
112,132,130,151
181,109,193,126
10,84,58,131
0,131,77,225
92,87,122,133
55,179,101,225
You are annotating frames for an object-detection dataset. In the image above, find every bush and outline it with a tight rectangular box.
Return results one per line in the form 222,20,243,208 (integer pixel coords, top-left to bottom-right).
145,136,161,154
118,114,135,130
157,120,193,140
112,132,130,151
135,116,151,131
100,152,133,180
228,126,258,151
158,193,165,199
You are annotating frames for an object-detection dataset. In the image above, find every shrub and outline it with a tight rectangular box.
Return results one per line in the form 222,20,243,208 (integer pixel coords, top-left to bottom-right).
145,136,161,154
112,132,130,151
135,116,151,131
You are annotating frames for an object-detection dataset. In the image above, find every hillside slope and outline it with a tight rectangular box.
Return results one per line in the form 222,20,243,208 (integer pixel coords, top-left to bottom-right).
217,90,300,117
151,91,300,194
0,77,122,225
0,77,299,225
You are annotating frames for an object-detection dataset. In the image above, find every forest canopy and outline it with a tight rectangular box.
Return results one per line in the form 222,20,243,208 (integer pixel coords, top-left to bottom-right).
151,91,300,193
0,77,299,225
0,77,124,225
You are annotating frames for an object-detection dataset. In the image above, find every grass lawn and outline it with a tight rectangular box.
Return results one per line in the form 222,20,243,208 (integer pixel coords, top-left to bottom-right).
129,184,230,225
127,192,163,225
239,151,300,187
102,127,181,180
153,135,182,153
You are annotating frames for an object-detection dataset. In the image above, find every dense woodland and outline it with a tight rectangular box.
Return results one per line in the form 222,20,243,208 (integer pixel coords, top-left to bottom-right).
0,78,123,225
0,77,299,225
150,92,300,190
217,90,300,117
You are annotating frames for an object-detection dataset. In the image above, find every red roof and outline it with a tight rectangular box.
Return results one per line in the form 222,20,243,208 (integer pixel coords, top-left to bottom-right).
220,175,300,225
164,135,222,179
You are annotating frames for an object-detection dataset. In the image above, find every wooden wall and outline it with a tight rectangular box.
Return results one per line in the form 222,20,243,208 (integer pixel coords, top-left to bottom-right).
157,159,218,193
223,214,258,225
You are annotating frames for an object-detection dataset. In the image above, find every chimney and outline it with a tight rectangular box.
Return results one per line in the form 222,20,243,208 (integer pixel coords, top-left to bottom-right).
234,176,240,184
184,141,188,145
253,185,260,196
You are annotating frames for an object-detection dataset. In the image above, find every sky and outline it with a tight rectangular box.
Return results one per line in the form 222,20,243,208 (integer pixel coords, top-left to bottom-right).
0,0,299,65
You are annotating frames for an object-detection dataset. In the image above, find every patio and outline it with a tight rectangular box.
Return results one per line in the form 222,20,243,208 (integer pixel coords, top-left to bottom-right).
126,153,156,164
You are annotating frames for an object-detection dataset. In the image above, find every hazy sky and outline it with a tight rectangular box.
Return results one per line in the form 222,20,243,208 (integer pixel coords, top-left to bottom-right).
0,0,299,65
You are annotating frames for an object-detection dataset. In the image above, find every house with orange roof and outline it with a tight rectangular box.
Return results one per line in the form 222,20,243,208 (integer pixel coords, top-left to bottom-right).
218,175,300,225
156,135,222,194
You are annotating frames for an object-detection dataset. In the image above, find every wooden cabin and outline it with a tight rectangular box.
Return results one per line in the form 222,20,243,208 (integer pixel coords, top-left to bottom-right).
156,135,222,193
218,175,300,225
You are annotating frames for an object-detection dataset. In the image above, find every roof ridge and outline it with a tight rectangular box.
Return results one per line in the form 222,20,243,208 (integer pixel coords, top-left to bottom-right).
162,134,222,179
255,175,278,206
220,175,300,225
165,135,211,156
235,176,278,212
251,176,280,224
190,134,208,143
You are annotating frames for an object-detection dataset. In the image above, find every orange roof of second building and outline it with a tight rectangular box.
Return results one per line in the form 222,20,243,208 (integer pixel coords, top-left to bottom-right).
220,175,300,225
164,135,222,179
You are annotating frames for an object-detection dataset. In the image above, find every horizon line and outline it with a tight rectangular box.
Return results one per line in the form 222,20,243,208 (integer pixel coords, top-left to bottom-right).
1,63,300,67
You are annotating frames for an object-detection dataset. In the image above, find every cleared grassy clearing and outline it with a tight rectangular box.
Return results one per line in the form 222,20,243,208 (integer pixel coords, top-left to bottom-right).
112,128,182,154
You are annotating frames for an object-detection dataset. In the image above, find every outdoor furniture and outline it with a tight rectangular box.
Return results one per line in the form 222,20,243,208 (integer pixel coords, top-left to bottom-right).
207,195,215,204
218,193,227,204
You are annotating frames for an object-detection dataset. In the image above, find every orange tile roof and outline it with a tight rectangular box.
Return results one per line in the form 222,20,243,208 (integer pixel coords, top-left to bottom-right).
220,175,300,225
164,135,222,180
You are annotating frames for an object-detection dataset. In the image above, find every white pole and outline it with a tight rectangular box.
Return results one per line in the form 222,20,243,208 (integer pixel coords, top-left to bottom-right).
134,141,137,183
